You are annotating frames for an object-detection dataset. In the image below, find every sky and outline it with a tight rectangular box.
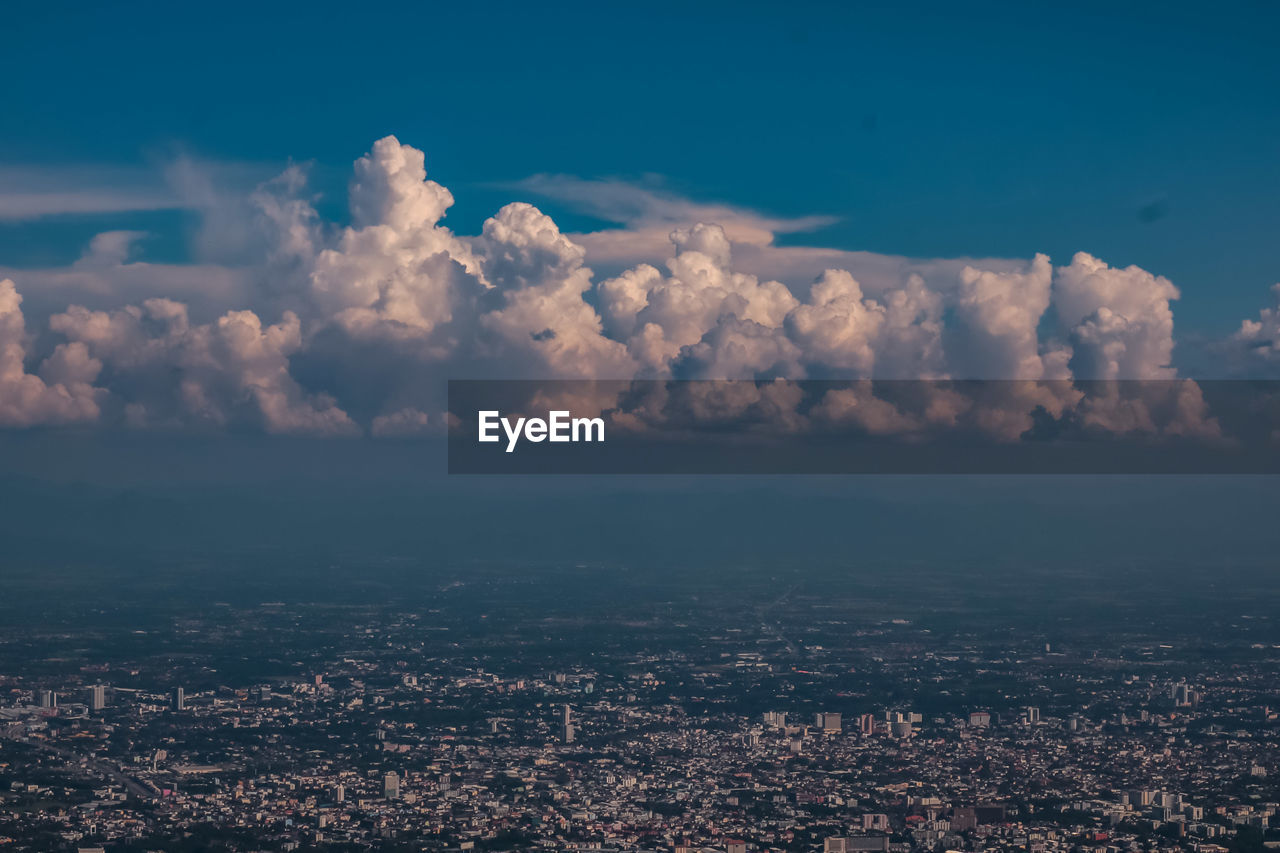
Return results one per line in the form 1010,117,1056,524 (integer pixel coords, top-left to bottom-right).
1,0,1280,437
6,1,1279,314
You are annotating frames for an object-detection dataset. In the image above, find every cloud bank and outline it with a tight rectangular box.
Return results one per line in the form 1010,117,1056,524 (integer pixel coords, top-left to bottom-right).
0,135,1276,434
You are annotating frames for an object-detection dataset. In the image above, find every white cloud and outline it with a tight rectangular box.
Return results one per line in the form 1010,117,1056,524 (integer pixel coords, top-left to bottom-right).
1054,252,1179,380
477,203,635,378
0,135,1272,439
1229,283,1280,370
0,279,103,426
49,298,356,435
513,174,837,253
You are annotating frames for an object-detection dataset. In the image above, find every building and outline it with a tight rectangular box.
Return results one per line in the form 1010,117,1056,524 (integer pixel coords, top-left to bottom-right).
825,837,889,852
173,686,185,711
815,711,842,732
87,684,106,712
968,710,991,727
37,690,56,708
559,704,574,744
383,771,400,800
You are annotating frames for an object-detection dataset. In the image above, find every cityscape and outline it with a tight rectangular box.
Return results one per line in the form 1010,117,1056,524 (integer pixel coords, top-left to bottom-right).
4,1,1280,852
0,558,1276,853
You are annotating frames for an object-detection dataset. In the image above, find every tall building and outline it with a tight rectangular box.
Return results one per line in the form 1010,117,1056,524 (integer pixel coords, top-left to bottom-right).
815,712,842,732
38,689,56,709
333,784,345,803
1171,682,1197,707
763,711,786,729
1026,706,1040,724
559,704,575,744
968,711,990,727
859,713,875,735
173,687,185,711
826,838,889,853
87,684,106,712
383,772,400,800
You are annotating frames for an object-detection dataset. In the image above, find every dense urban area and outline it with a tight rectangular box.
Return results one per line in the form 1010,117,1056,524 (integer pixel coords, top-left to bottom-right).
1,559,1277,853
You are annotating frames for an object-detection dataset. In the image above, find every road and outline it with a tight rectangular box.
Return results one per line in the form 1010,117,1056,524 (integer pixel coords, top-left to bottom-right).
3,732,158,801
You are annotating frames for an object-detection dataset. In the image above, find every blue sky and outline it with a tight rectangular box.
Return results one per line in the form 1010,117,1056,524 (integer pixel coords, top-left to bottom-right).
4,0,1278,336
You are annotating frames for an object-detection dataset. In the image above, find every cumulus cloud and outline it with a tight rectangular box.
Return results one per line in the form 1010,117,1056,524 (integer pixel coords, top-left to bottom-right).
48,299,356,434
307,138,482,346
1228,283,1280,370
0,279,103,426
0,134,1271,438
1054,252,1179,380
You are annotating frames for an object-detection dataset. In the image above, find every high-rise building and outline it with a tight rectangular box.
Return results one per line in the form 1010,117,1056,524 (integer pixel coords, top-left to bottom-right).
333,784,345,803
173,687,185,711
826,838,889,853
1026,706,1040,724
815,712,842,732
968,711,990,727
87,684,106,712
559,704,575,744
383,772,400,800
763,711,786,729
859,713,875,736
38,689,56,709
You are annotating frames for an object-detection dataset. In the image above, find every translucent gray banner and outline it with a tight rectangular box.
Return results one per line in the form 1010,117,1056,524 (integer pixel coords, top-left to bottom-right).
447,380,1280,474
